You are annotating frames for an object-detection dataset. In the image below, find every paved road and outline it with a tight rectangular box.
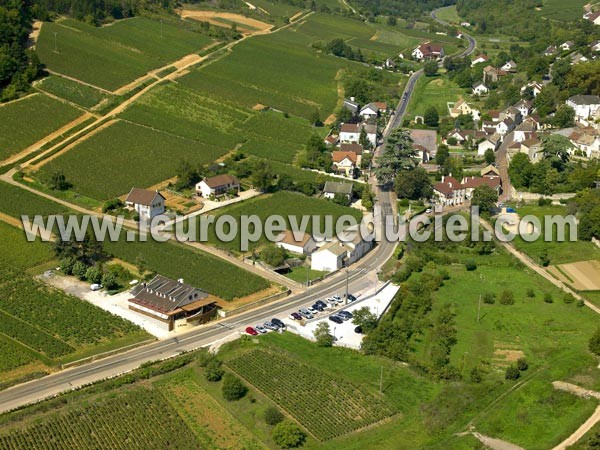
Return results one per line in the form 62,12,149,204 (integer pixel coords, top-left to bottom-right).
430,7,477,59
495,131,514,202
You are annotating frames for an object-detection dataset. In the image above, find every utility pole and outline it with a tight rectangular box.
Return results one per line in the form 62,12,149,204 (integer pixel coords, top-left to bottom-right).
53,32,58,53
345,267,349,304
379,366,383,394
160,19,163,38
477,294,482,322
306,260,310,287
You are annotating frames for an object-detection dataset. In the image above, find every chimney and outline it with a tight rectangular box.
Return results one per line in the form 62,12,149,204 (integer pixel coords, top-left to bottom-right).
178,278,184,284
350,96,355,102
441,175,445,182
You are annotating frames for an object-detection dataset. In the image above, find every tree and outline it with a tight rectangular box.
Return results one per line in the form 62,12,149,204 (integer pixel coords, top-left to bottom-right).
261,245,287,267
516,357,528,371
435,145,450,166
60,257,76,275
101,272,119,290
251,159,274,191
49,171,71,191
359,127,372,150
499,290,514,305
272,421,306,449
505,365,520,380
484,148,495,165
375,129,416,185
471,185,498,214
311,108,323,127
424,106,439,127
551,104,575,128
508,153,534,188
174,160,200,190
361,184,374,211
222,373,248,401
394,167,432,200
590,328,600,356
205,358,224,382
424,60,438,77
541,134,572,167
352,306,378,332
264,406,284,425
72,261,87,280
387,16,397,26
85,266,102,284
314,322,335,347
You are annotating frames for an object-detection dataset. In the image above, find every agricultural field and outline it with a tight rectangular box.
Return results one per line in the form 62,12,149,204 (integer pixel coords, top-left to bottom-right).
104,235,270,300
227,349,396,440
406,75,466,118
509,203,600,265
434,5,462,24
36,76,110,109
200,191,363,252
536,0,589,21
0,180,69,219
0,388,198,449
245,0,303,18
37,17,214,91
37,120,228,200
0,93,83,162
249,158,341,186
180,29,343,120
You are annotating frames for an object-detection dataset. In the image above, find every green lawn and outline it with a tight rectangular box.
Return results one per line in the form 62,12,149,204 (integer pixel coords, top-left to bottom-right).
38,120,229,200
537,0,589,21
508,203,600,265
0,93,82,161
37,17,214,90
434,5,461,24
406,75,465,118
284,265,326,283
37,75,110,108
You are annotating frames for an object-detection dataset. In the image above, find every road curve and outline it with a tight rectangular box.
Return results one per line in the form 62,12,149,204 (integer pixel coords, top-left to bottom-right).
430,6,477,58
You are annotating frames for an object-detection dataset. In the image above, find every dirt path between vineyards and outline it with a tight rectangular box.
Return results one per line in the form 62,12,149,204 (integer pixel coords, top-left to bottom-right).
179,10,272,31
551,382,600,449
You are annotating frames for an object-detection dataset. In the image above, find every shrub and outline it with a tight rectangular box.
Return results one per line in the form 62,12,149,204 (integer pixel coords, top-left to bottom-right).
516,358,528,371
499,290,514,305
101,272,119,290
577,299,585,308
102,198,123,213
544,293,553,303
589,328,600,356
272,421,306,449
563,293,575,304
538,197,552,206
483,292,496,304
85,266,102,284
470,367,483,383
222,373,248,401
72,261,88,280
526,288,535,298
465,260,477,271
60,257,76,275
264,406,284,426
505,365,520,380
205,359,224,382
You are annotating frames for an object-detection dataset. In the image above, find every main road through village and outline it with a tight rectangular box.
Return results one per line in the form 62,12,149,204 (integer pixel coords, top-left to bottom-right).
0,22,477,414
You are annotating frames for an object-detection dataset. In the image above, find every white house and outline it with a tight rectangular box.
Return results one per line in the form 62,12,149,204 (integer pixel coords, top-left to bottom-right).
449,99,480,120
566,95,600,124
472,82,489,96
496,117,515,136
310,241,347,272
501,60,517,72
477,137,499,155
514,99,533,118
471,54,489,66
359,103,379,119
520,81,543,98
339,123,361,143
125,188,165,221
433,176,465,206
592,40,600,52
560,41,575,51
323,181,353,200
412,42,444,60
338,224,373,265
276,230,317,255
332,151,358,177
196,174,240,198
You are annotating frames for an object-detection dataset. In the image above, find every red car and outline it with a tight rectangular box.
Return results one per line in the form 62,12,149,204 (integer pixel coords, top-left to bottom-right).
245,326,259,336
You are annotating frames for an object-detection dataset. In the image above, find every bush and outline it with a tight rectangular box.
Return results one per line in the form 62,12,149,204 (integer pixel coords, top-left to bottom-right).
101,272,119,290
577,299,585,308
544,293,553,304
85,266,102,284
272,421,306,448
516,358,528,371
563,293,575,304
205,359,224,382
483,292,496,304
538,197,552,206
505,365,520,380
102,198,123,213
470,367,483,383
499,290,514,305
526,288,535,298
465,260,477,271
72,261,88,280
399,198,409,207
589,328,600,356
60,257,76,275
222,373,248,401
264,406,284,426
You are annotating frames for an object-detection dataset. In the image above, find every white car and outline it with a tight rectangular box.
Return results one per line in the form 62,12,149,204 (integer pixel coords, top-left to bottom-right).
255,325,268,334
90,284,103,291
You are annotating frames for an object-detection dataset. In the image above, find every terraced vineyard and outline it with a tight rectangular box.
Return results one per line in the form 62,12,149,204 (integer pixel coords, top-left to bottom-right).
0,388,199,449
227,349,396,440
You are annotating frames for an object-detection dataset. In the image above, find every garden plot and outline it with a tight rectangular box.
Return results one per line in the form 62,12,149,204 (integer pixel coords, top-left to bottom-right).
548,260,600,291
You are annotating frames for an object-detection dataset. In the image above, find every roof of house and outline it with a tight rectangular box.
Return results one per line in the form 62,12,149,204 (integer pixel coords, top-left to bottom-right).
516,121,536,132
202,174,240,189
374,101,388,110
473,81,487,88
461,176,501,189
332,151,357,164
481,164,500,177
277,230,313,247
340,143,363,154
568,95,600,105
125,188,164,206
488,110,500,119
129,275,211,315
360,103,379,113
343,98,360,113
323,181,353,195
433,176,461,196
324,135,338,145
416,41,444,55
362,124,377,134
317,240,349,257
340,123,360,133
473,53,489,61
413,144,429,153
522,137,541,147
588,11,600,21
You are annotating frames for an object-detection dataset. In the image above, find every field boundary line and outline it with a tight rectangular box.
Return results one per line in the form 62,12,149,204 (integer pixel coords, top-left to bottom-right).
0,92,38,108
45,70,114,94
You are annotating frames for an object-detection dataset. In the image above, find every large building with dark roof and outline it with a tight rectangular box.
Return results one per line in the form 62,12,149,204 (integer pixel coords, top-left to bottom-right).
129,275,218,331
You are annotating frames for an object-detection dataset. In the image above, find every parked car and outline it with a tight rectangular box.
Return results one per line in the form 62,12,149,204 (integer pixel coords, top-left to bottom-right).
346,294,357,302
425,208,432,214
271,318,286,329
338,311,353,320
315,300,327,309
299,309,313,319
290,312,302,320
312,303,324,312
332,294,342,303
326,298,337,307
255,325,268,334
90,283,103,291
354,326,363,334
329,315,343,324
307,306,318,315
264,321,279,331
245,327,258,336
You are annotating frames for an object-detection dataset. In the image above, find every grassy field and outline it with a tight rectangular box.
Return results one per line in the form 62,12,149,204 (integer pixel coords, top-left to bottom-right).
104,236,270,300
38,120,228,200
509,203,600,265
180,29,343,120
200,191,363,252
37,17,214,91
0,94,82,161
434,5,461,24
37,76,110,108
0,180,69,219
537,0,588,21
406,75,466,118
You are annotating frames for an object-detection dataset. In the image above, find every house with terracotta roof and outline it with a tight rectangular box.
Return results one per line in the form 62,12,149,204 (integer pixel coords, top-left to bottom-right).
276,230,317,255
196,174,240,198
584,11,600,25
461,176,502,200
433,175,465,206
520,81,543,98
412,42,445,60
125,188,165,221
520,137,543,161
471,54,489,66
449,99,480,119
332,151,359,177
324,134,339,146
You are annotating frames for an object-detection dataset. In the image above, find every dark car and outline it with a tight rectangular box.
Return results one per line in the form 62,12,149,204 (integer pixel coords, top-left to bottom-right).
290,312,302,320
315,300,327,309
245,326,258,336
354,326,363,334
272,318,286,329
329,315,343,324
312,303,324,312
346,294,357,302
338,311,353,320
